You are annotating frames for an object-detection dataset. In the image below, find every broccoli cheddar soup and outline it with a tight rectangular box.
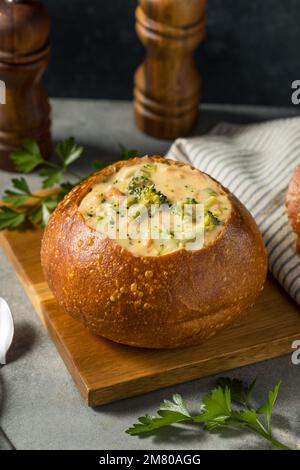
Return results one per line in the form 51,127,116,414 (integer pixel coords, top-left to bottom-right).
78,159,231,257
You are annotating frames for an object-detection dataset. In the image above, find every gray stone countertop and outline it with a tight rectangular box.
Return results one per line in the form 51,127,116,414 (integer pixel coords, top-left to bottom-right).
0,99,299,450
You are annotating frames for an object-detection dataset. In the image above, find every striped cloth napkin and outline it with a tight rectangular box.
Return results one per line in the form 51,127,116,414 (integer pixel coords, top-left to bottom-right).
167,117,300,306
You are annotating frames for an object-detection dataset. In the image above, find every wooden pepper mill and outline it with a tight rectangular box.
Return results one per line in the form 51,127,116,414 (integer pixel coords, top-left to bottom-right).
0,0,51,171
134,0,207,140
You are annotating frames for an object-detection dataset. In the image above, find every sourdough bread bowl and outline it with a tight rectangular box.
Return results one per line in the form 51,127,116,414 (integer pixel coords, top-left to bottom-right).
41,156,267,349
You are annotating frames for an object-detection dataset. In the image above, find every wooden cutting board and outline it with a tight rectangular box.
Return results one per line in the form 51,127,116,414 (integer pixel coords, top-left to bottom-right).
1,227,300,407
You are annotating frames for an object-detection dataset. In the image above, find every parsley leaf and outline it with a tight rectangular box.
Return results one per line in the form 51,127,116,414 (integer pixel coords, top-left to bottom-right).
119,144,138,160
216,377,256,406
126,378,292,450
3,178,32,208
93,160,108,171
55,137,83,167
11,177,31,195
126,410,190,436
39,169,64,189
0,207,26,229
11,139,44,172
126,394,191,436
160,393,191,417
29,204,43,226
2,191,28,208
195,386,231,426
41,203,51,226
257,382,281,433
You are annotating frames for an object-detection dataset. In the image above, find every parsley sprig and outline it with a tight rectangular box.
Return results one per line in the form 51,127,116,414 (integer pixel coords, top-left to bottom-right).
0,138,137,230
0,137,84,229
126,378,291,450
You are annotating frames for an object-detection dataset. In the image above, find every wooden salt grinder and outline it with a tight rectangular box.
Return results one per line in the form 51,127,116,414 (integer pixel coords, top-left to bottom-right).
134,0,206,140
0,0,51,171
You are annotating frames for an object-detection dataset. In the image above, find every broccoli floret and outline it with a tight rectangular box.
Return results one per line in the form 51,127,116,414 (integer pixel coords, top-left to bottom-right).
127,176,150,196
127,175,169,206
139,185,169,206
204,210,221,228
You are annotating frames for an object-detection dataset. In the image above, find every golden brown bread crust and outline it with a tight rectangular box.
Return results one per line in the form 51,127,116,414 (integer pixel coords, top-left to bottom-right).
41,156,268,349
286,164,300,253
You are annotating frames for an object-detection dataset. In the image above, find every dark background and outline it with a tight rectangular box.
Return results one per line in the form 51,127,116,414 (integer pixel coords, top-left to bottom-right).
43,0,299,107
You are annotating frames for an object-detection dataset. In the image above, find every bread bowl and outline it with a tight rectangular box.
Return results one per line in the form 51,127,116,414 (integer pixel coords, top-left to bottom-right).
286,164,300,253
41,156,267,349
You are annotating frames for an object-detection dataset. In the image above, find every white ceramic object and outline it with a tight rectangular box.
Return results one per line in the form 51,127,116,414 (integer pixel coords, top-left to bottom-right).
0,297,14,365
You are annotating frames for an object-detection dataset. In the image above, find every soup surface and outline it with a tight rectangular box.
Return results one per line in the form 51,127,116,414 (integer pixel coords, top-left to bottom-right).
78,159,231,256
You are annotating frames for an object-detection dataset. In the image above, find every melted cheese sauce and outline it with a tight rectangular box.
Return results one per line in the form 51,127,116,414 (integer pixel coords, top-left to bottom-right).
78,159,231,256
